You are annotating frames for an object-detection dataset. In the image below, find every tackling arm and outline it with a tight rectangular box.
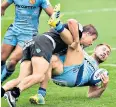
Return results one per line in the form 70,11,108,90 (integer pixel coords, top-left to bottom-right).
67,19,79,50
67,19,79,43
59,19,80,49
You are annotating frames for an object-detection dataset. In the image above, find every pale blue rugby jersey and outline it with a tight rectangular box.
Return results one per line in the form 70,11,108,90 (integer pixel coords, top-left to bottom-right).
7,0,51,33
78,51,99,86
52,50,99,87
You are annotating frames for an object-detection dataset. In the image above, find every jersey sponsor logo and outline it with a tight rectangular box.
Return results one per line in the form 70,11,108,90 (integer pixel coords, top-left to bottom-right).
29,0,36,4
15,4,36,9
36,48,41,53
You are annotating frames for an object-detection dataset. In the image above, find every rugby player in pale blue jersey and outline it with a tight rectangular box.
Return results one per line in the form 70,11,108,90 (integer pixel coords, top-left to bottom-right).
29,44,111,104
1,0,53,82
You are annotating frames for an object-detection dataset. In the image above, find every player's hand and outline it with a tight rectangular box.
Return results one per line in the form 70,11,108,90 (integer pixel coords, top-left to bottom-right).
69,42,78,50
100,73,109,88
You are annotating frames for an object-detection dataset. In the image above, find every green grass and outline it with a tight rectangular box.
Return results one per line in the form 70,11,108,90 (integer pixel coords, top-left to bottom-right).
1,0,116,107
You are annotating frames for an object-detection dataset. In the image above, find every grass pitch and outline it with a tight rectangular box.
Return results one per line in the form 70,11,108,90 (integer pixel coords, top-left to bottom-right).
1,0,116,107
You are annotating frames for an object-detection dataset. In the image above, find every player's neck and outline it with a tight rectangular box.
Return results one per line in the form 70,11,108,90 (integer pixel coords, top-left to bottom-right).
92,54,103,65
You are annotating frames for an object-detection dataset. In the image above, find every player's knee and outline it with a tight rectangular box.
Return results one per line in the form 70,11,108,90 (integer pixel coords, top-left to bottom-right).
33,74,45,83
51,55,58,62
51,55,60,68
16,77,23,83
1,53,8,61
51,61,57,68
7,60,17,70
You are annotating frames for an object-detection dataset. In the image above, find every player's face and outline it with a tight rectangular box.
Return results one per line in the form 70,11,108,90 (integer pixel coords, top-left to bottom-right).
95,45,110,61
82,33,97,47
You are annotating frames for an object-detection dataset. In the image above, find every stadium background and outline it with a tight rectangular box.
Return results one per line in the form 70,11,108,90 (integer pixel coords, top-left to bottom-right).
1,0,116,107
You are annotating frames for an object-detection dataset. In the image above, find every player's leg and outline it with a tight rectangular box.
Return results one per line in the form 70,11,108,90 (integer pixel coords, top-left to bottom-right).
16,34,55,92
16,56,49,92
9,35,52,92
3,56,49,107
29,64,52,104
38,55,63,95
2,31,34,82
1,60,32,107
1,43,14,73
1,45,23,82
48,4,74,45
1,27,17,82
2,61,32,93
29,55,63,104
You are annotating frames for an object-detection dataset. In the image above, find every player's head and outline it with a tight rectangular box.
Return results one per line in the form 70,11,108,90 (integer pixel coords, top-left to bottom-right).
93,43,111,63
81,24,98,47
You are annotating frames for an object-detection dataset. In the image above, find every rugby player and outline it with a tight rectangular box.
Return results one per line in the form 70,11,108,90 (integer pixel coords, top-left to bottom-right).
1,4,98,107
29,43,111,104
1,0,53,82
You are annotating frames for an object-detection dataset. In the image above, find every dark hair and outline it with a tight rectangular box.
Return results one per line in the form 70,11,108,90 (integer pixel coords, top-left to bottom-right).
83,24,98,38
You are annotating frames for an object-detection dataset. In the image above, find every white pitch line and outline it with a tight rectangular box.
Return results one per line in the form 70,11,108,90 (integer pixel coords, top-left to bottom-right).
111,48,116,51
1,8,116,20
88,48,116,53
100,64,116,67
62,8,116,15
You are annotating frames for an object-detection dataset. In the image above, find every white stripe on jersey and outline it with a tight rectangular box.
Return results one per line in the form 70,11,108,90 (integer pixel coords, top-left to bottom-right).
83,50,99,71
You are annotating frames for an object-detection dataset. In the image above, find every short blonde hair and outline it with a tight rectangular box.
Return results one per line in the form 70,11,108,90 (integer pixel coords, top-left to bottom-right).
96,43,111,52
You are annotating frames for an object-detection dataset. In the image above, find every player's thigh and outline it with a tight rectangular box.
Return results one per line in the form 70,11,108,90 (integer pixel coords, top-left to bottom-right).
9,45,23,62
1,43,15,61
18,60,32,80
31,56,49,76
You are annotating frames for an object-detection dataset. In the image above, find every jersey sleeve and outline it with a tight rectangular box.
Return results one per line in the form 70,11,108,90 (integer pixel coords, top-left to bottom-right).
6,0,13,4
41,0,52,9
63,23,69,30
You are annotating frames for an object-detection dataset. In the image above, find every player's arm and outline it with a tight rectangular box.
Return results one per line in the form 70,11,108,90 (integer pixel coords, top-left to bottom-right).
44,6,53,16
1,0,12,16
58,19,80,49
67,19,79,43
67,19,79,49
88,74,109,98
41,0,54,16
59,19,80,50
